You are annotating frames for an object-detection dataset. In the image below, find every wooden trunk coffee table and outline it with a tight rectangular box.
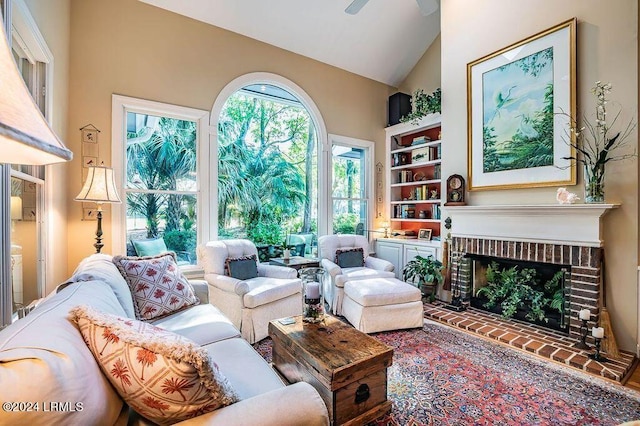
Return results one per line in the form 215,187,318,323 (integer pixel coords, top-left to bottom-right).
269,315,393,426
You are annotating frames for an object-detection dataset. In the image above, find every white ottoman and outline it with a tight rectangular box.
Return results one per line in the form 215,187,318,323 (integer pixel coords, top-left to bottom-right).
341,277,424,333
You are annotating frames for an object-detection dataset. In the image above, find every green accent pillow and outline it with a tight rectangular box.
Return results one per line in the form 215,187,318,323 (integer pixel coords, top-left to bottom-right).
225,255,259,280
335,247,364,268
132,238,168,257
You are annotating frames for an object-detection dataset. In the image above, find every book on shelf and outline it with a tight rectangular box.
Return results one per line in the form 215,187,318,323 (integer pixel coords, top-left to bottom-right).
411,135,430,146
431,204,441,220
398,170,413,183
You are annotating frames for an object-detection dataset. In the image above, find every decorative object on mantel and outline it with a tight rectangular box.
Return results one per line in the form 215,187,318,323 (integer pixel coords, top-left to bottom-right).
444,174,466,206
560,81,637,203
400,88,441,125
556,187,579,204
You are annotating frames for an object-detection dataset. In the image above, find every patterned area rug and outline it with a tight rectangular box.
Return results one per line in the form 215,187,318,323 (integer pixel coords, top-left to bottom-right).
253,321,640,425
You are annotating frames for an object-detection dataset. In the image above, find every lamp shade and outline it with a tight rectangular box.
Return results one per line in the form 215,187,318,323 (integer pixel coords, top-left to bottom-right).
0,23,72,165
75,166,122,204
10,196,22,220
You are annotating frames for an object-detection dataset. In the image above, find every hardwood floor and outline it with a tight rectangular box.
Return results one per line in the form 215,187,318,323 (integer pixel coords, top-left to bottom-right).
625,361,640,392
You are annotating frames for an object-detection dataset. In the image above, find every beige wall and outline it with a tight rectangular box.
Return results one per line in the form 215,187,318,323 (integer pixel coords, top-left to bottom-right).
398,34,441,98
66,0,392,272
440,0,638,351
23,0,71,294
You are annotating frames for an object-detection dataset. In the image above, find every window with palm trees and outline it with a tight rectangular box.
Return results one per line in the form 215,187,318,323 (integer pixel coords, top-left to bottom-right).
125,112,198,264
217,84,318,255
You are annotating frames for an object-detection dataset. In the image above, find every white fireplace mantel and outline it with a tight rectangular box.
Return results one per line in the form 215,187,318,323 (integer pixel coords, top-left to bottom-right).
445,204,619,247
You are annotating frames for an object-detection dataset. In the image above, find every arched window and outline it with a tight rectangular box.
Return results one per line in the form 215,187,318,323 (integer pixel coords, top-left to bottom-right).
210,73,328,256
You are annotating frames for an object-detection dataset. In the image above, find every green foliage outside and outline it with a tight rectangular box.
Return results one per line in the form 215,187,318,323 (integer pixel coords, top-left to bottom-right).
126,116,198,262
333,213,359,234
217,89,317,245
476,262,565,323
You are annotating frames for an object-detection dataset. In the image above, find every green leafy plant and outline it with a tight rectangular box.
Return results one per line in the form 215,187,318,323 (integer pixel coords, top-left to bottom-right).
400,88,442,125
402,254,443,301
476,263,564,323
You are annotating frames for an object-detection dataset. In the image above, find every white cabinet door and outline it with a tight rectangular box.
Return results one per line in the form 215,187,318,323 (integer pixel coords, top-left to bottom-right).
375,240,402,279
403,244,437,265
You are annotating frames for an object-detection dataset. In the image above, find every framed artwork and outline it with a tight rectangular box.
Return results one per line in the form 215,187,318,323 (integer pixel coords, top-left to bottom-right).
418,228,432,241
82,128,98,144
467,18,576,190
82,156,98,168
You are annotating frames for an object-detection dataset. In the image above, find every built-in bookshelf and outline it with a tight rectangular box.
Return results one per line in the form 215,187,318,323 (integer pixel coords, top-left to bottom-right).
384,113,442,242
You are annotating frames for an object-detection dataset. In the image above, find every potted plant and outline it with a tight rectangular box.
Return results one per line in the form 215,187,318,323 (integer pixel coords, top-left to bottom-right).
402,255,443,301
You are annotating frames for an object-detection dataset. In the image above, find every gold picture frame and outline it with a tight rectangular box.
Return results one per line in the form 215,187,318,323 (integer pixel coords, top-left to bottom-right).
467,18,577,190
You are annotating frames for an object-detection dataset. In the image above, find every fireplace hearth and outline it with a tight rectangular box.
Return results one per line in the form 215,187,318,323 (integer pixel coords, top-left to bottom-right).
428,204,634,382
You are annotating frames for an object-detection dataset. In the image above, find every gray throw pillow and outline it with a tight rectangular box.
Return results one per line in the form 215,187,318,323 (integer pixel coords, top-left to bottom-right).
335,248,364,268
225,255,259,280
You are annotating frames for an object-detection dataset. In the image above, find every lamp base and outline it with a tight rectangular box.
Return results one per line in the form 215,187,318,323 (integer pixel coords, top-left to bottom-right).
94,208,104,254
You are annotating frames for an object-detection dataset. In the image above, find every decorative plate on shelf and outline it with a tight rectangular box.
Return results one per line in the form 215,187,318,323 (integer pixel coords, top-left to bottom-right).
414,172,426,181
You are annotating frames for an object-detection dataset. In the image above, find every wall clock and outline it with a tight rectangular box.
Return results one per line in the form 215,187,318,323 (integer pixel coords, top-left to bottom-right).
445,174,466,206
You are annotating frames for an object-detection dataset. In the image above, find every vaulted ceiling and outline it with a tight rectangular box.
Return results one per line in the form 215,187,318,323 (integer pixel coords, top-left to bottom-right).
139,0,441,87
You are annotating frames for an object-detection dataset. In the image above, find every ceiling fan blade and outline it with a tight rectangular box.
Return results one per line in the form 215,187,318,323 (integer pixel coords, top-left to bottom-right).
345,0,369,15
416,0,439,16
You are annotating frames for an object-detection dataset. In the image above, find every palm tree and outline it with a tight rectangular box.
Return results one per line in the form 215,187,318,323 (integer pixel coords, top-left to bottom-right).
136,348,158,380
100,327,120,355
110,359,132,391
161,377,195,401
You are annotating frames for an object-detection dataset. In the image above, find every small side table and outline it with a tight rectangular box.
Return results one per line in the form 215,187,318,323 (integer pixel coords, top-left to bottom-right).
269,256,320,271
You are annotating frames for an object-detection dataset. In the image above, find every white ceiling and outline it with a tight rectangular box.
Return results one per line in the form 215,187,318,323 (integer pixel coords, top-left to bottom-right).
138,0,440,87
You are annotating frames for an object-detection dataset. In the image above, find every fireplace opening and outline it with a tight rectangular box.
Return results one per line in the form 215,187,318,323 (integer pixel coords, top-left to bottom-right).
467,254,571,334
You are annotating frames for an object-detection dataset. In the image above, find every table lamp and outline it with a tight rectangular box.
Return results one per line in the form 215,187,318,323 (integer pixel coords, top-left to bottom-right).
74,165,121,253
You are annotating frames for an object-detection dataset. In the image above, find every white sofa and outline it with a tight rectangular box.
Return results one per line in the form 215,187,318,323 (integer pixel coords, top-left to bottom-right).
0,254,328,426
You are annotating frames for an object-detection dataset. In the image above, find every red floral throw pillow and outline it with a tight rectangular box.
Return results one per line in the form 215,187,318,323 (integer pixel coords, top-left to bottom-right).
113,252,199,321
69,305,239,425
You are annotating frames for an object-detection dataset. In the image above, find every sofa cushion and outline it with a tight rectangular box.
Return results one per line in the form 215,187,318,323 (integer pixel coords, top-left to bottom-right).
0,281,125,425
70,305,239,426
344,277,422,307
242,277,302,309
151,303,241,346
113,253,199,321
225,255,259,280
335,247,365,268
202,337,284,400
67,253,136,318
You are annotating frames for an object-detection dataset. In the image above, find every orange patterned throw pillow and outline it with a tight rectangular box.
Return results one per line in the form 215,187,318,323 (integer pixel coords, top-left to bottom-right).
69,305,239,425
113,253,199,321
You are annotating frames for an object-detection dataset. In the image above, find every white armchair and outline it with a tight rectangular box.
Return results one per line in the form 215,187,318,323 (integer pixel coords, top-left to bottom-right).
198,239,302,343
318,234,395,315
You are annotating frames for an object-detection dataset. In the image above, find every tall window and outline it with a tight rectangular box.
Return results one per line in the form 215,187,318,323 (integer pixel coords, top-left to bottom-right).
112,96,209,269
217,84,318,249
330,136,374,235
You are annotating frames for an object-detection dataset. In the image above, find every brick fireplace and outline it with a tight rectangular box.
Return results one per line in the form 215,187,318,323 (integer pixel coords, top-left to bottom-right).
451,237,601,339
423,204,637,383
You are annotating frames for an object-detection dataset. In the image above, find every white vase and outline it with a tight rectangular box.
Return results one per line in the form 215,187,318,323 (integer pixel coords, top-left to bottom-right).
283,249,291,260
